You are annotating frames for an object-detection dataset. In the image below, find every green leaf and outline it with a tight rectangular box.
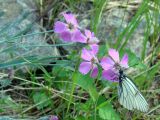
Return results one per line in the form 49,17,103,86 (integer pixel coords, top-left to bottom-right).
76,72,93,89
134,63,159,88
88,86,99,102
98,102,120,120
75,116,86,120
91,0,108,34
75,72,99,101
32,92,51,110
75,99,93,113
0,95,18,110
115,0,149,49
89,115,103,120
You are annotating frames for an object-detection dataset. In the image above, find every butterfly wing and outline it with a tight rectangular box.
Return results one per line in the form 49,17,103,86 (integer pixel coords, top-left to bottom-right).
118,76,149,112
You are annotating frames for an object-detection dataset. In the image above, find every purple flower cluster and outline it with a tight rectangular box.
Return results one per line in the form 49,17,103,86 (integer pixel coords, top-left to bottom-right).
54,12,99,44
54,12,129,82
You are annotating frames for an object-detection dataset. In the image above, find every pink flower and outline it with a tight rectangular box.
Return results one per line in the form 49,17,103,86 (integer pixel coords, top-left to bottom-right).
54,13,79,42
79,46,99,78
50,115,58,120
100,49,129,82
90,44,99,55
73,29,99,44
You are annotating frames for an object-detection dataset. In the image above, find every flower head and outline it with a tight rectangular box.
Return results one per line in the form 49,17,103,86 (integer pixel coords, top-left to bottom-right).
54,13,79,42
73,29,99,44
50,115,58,120
100,49,129,82
79,46,99,78
84,29,99,44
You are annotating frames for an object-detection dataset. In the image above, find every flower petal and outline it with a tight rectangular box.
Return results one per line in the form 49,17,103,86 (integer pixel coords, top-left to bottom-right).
62,13,78,27
90,64,98,78
84,29,92,38
72,30,86,43
88,37,99,44
50,115,58,120
120,54,129,68
81,48,93,61
59,31,72,42
79,62,92,75
108,49,120,63
102,69,119,82
90,44,99,55
91,32,95,37
54,21,67,33
100,57,114,70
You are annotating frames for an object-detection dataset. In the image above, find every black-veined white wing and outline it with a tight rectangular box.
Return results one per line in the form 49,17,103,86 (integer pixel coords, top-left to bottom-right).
118,76,149,112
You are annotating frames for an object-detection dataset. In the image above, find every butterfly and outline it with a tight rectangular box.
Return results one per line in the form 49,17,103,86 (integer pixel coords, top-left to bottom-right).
118,69,149,112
